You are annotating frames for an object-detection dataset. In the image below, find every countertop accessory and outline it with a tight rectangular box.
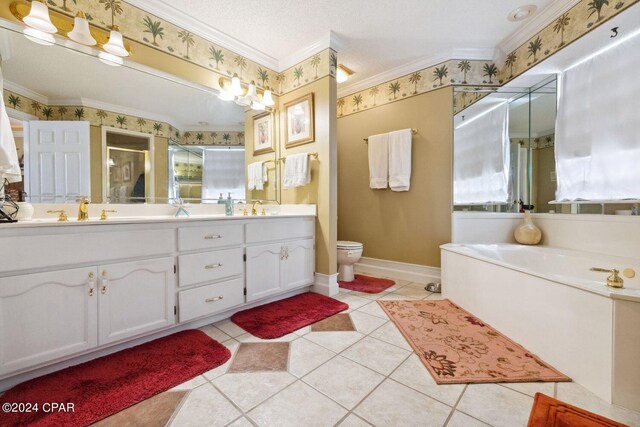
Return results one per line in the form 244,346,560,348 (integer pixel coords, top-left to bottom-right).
590,267,624,288
47,209,68,221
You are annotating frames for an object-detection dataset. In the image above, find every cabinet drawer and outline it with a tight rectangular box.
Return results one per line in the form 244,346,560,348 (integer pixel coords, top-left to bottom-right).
245,218,314,244
178,224,244,252
178,278,244,323
178,248,243,287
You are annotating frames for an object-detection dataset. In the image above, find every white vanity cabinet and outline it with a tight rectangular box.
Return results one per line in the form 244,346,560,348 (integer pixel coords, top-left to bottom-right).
245,219,315,302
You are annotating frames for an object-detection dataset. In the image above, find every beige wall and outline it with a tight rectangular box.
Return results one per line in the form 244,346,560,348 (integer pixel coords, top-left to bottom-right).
337,88,453,267
279,76,337,276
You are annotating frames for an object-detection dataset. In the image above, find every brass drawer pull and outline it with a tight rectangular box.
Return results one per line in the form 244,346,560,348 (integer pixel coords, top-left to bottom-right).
205,263,223,269
204,234,222,240
88,288,94,296
205,296,224,303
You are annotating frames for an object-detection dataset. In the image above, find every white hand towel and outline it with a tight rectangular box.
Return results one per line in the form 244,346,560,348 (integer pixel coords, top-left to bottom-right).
247,161,266,191
368,133,389,189
0,67,21,184
389,129,412,192
282,153,310,189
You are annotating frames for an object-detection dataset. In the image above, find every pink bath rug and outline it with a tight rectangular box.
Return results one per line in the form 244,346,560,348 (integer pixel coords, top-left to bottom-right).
378,299,571,384
339,275,395,294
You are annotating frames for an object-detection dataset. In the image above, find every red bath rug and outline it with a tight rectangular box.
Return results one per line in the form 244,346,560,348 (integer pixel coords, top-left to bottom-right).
339,274,395,294
527,393,627,427
0,330,231,427
378,299,571,384
231,292,348,339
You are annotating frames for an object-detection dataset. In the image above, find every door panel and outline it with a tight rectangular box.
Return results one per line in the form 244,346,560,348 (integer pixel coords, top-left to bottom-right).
282,239,315,290
245,243,282,302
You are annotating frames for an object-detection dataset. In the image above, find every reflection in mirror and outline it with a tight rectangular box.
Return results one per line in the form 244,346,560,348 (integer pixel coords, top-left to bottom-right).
1,25,277,204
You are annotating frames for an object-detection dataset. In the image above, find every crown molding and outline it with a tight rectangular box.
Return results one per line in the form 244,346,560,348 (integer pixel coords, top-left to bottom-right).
48,97,182,130
3,81,49,104
183,125,245,132
279,31,344,72
126,0,279,71
494,0,581,66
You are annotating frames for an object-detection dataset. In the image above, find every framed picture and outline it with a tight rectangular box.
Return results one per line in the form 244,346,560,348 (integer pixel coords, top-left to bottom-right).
123,162,131,182
253,112,274,155
284,93,315,148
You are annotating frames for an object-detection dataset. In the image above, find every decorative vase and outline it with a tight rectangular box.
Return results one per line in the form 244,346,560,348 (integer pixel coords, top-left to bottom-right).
16,202,34,221
514,210,542,245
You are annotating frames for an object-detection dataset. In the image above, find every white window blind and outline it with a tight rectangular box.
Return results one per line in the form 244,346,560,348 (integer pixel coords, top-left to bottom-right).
454,102,510,204
201,148,246,202
555,34,640,201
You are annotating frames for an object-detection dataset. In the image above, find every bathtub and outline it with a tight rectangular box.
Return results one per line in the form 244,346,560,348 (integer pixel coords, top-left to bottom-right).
441,243,640,412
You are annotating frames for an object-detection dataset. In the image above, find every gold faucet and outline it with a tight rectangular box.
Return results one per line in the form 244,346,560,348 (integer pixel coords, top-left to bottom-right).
251,200,263,216
77,197,90,221
100,209,117,220
47,210,68,222
590,267,624,288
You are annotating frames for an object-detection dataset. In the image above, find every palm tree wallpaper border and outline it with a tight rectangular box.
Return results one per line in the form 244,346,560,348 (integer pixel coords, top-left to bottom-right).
337,0,638,118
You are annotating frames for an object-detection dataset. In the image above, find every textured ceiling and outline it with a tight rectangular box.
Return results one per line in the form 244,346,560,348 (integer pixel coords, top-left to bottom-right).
161,0,557,85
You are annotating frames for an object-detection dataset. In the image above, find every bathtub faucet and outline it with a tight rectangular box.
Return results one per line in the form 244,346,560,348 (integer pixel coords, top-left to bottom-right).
590,267,624,288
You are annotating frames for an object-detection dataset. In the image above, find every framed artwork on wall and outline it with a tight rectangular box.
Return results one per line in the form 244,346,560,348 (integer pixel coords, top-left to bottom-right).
253,112,274,155
284,93,315,148
123,162,131,182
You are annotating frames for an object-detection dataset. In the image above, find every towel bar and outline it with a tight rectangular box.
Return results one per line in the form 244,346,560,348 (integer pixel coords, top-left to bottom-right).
364,129,417,143
278,152,318,162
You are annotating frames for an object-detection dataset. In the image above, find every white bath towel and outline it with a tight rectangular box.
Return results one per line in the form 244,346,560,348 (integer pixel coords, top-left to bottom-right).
388,129,412,191
0,67,21,184
282,153,310,189
247,161,267,191
368,133,389,189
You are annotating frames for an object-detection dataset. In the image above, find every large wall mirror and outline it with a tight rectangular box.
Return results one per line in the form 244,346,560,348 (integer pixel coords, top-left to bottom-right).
453,6,640,215
1,25,279,204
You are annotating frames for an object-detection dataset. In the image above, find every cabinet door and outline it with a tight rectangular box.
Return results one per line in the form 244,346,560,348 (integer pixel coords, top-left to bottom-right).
245,242,282,302
282,239,315,290
0,267,97,376
98,257,175,346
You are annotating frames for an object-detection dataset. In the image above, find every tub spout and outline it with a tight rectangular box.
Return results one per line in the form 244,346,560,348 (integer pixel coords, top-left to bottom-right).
590,267,624,288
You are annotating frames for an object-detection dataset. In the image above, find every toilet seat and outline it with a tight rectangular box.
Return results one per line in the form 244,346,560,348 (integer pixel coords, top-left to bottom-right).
337,240,363,250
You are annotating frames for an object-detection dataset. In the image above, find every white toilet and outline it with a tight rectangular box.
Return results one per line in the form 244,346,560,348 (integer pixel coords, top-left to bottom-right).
337,241,363,282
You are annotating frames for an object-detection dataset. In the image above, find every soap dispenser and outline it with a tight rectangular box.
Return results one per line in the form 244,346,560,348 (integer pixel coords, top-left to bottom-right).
217,193,224,204
225,192,233,216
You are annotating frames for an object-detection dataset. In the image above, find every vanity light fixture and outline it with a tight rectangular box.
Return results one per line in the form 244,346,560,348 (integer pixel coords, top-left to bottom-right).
218,76,272,110
230,74,243,96
23,0,57,34
336,64,353,83
68,11,96,46
103,25,129,57
262,88,275,106
98,51,124,67
245,81,260,104
22,27,55,46
507,5,537,22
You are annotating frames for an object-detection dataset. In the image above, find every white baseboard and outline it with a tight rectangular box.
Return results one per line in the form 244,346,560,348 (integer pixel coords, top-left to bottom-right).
313,272,339,297
354,257,440,285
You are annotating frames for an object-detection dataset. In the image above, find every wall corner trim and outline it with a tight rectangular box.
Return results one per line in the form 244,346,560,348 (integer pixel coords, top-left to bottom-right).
354,257,441,285
313,272,339,297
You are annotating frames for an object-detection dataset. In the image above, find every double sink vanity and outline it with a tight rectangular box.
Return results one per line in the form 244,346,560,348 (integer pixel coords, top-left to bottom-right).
0,204,316,389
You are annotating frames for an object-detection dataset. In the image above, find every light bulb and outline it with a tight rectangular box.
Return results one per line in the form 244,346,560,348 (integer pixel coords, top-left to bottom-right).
103,26,129,57
218,89,235,101
68,11,96,46
98,51,123,66
251,102,265,111
230,74,243,96
246,81,259,103
262,88,275,106
23,0,57,34
23,27,55,46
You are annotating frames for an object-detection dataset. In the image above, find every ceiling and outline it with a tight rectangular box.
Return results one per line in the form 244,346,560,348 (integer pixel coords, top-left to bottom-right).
159,0,565,89
1,28,245,130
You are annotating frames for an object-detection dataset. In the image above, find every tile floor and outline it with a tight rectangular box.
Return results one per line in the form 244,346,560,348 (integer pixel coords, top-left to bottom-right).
98,276,640,427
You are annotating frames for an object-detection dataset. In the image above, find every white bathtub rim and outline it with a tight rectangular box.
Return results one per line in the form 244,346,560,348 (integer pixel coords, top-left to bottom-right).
441,243,640,303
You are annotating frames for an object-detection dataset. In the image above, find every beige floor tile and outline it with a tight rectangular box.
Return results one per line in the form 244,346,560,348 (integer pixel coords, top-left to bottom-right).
215,319,248,338
311,313,355,331
356,301,390,319
499,381,555,398
95,390,187,427
342,336,410,375
169,383,241,427
304,330,365,353
446,411,491,427
226,416,255,427
293,325,312,336
336,294,372,311
424,292,445,300
236,332,299,343
349,310,388,335
288,337,336,378
389,285,431,299
229,342,289,373
390,354,465,407
556,382,640,426
303,356,385,409
457,383,534,427
369,321,412,351
354,379,452,427
169,375,208,391
202,339,240,381
212,371,296,411
378,293,421,301
344,290,391,300
337,414,372,426
198,324,232,343
247,381,348,427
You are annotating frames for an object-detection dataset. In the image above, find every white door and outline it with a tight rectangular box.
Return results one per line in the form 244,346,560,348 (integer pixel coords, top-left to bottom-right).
0,267,98,376
26,121,90,203
282,239,315,290
97,257,175,346
245,242,283,302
